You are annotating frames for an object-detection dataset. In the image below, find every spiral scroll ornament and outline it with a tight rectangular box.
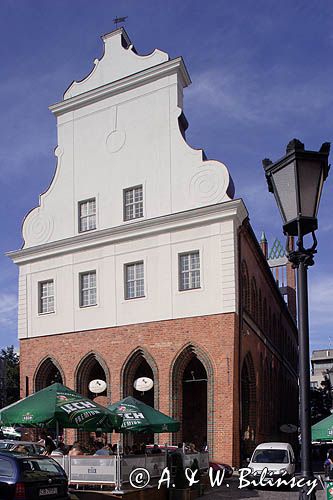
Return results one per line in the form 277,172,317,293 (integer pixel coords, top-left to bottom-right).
24,211,54,245
189,163,230,204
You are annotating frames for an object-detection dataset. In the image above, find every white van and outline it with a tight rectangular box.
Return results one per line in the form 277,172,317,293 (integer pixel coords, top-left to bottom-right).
248,442,296,480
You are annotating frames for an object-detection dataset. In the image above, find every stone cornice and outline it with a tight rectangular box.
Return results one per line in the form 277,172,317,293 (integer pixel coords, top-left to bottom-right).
8,199,248,265
49,57,191,116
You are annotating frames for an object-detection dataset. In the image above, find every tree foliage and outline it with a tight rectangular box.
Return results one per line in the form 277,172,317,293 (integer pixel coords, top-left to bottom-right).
1,345,19,406
310,377,332,425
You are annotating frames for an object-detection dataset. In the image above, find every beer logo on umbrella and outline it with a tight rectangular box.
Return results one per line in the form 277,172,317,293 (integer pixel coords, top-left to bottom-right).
57,395,68,401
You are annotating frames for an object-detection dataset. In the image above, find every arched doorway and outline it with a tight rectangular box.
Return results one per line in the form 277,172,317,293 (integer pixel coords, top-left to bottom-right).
182,357,207,446
121,349,157,446
76,353,109,403
241,353,256,460
75,353,109,446
34,358,63,391
171,345,212,452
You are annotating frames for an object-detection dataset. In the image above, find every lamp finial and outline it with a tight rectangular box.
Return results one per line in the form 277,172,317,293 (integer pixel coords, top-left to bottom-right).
286,139,304,153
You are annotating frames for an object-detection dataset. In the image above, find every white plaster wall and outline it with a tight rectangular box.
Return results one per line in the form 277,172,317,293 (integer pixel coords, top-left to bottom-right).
18,219,238,339
22,31,233,249
14,29,242,340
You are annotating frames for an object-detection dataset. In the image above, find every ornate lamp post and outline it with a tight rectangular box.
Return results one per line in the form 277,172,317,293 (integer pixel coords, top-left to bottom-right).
262,139,330,499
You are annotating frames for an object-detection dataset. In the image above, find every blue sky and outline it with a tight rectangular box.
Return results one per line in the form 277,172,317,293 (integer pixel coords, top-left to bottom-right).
0,0,332,352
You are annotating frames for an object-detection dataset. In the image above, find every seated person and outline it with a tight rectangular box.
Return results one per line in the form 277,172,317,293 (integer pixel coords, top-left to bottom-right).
93,441,110,456
151,444,162,455
69,442,83,456
51,441,67,456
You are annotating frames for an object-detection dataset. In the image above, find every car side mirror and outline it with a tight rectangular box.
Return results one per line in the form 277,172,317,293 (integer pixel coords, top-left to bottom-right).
246,457,250,463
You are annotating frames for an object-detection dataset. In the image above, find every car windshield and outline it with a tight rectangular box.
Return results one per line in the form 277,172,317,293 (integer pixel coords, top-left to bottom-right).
0,443,11,449
252,449,289,464
20,458,64,478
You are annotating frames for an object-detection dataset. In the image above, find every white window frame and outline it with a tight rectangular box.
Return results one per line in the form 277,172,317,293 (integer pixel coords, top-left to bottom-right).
79,271,97,308
179,251,201,291
124,261,145,299
78,198,97,233
123,185,144,221
38,280,55,314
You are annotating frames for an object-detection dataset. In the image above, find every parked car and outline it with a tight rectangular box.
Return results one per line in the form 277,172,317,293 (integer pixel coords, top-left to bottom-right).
145,444,233,478
209,460,233,478
0,440,46,455
247,442,296,481
0,427,21,440
0,451,70,499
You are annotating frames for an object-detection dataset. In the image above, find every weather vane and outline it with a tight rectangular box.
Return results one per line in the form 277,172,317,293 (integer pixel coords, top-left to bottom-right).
113,16,128,29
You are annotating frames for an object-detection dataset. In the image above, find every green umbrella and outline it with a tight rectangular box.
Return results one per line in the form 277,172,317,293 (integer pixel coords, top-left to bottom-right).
108,396,180,433
312,413,333,441
0,383,122,432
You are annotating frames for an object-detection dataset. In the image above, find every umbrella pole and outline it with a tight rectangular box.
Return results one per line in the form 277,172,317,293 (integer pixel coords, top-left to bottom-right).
112,440,124,495
55,421,59,445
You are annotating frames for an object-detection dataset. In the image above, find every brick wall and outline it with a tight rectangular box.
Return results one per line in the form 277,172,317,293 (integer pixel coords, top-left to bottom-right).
238,222,299,457
20,313,239,465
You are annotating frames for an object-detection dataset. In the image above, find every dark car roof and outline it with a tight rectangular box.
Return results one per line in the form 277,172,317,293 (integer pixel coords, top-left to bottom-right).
0,451,52,460
0,440,42,445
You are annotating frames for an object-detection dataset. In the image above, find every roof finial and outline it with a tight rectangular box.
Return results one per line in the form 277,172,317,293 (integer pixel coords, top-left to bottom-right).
113,16,128,29
260,231,267,243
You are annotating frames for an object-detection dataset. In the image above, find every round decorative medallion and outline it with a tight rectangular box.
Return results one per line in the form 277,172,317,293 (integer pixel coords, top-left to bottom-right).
106,129,126,154
189,163,229,204
24,211,54,245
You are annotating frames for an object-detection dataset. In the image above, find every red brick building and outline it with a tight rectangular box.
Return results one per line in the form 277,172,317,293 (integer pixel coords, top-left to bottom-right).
10,29,298,466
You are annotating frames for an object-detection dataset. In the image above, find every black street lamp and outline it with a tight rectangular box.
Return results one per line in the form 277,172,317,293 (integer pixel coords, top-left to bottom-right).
262,139,330,499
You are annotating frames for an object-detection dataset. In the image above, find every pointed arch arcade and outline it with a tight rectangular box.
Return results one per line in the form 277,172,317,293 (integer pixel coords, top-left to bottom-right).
121,348,159,409
241,352,256,459
34,357,64,392
75,352,110,402
171,344,214,452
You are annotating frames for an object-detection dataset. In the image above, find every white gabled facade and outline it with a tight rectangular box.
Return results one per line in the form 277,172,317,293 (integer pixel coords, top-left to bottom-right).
9,28,247,340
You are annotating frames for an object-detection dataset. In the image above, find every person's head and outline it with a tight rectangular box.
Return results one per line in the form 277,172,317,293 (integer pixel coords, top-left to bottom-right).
95,441,103,450
15,445,28,454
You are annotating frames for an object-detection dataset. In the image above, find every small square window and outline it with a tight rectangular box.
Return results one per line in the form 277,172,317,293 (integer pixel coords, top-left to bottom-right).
39,280,55,314
125,262,144,299
79,199,96,232
179,251,201,291
80,271,97,307
123,186,143,221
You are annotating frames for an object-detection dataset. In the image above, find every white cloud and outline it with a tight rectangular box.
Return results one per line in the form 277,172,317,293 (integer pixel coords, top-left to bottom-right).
0,293,17,327
309,274,333,350
186,64,333,127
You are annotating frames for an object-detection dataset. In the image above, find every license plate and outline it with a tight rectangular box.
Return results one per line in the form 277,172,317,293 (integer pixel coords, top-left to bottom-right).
39,487,58,496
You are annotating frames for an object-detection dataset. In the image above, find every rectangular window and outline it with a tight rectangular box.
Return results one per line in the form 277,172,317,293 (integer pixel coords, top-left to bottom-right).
124,186,143,221
80,271,97,307
79,198,96,232
179,251,200,291
125,262,144,299
39,280,54,314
